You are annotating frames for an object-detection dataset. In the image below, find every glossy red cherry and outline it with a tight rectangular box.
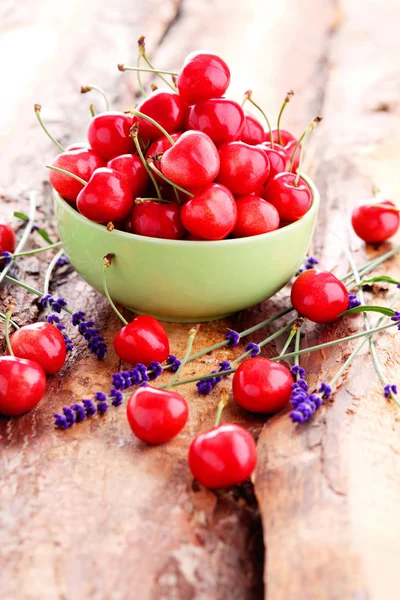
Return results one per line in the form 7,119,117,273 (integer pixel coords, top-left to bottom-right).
241,112,266,145
216,142,270,195
291,269,349,323
177,51,231,105
188,423,257,489
130,201,185,240
9,322,66,375
161,131,220,189
351,200,399,243
186,98,245,146
271,129,296,146
232,195,279,238
76,167,133,223
0,221,16,254
127,386,188,444
49,149,104,202
181,183,237,240
107,154,148,198
145,133,182,182
136,89,185,139
285,138,301,172
87,111,135,161
0,356,46,416
258,142,290,180
114,315,170,365
233,357,293,413
263,172,311,222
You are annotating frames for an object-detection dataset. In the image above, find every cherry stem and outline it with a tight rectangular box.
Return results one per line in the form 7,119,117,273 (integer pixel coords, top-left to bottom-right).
0,312,19,330
139,39,177,92
34,105,65,153
278,319,302,358
147,160,194,198
244,90,273,147
136,45,147,98
4,303,15,356
102,255,128,326
292,116,322,185
214,388,229,427
89,104,96,117
44,249,65,296
81,85,110,111
119,65,179,77
277,90,294,146
0,241,63,262
165,325,200,389
0,192,36,286
128,108,176,145
135,197,170,205
46,165,87,186
293,328,301,373
130,127,163,201
288,131,306,174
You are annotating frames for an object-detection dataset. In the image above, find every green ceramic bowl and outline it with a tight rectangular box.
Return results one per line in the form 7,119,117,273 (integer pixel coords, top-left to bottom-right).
53,175,319,322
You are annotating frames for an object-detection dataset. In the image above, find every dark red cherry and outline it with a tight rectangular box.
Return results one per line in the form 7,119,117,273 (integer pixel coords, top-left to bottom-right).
232,195,279,238
188,423,257,489
258,142,290,180
136,89,186,139
351,200,400,243
177,51,231,105
114,315,170,365
87,111,135,161
107,154,149,198
285,138,301,172
241,112,266,145
185,233,206,241
130,201,185,240
145,133,182,182
0,221,16,254
181,183,237,240
9,322,66,375
161,131,220,189
291,269,349,323
127,386,188,444
263,172,311,221
216,142,270,195
49,149,104,202
232,357,293,413
185,98,245,146
271,129,296,146
76,167,133,223
0,356,46,416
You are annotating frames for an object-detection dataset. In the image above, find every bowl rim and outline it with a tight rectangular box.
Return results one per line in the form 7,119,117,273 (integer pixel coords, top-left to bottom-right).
53,172,320,247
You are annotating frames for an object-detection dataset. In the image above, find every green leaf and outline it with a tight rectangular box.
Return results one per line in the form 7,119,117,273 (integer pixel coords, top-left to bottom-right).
13,211,53,244
341,305,396,317
360,275,400,286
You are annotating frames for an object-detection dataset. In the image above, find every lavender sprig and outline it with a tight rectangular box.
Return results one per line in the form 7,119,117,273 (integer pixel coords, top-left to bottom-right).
297,255,319,274
348,293,361,309
197,361,231,395
71,310,107,359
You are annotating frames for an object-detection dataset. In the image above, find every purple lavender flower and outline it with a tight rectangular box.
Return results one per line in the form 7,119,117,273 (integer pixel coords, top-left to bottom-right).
289,370,324,423
197,361,231,395
110,389,124,407
62,406,76,426
384,384,398,398
391,312,400,330
97,401,109,415
54,413,69,429
290,393,322,423
71,311,107,359
71,403,86,422
348,293,361,309
318,382,332,399
245,342,260,357
0,251,12,265
297,256,319,274
226,329,240,347
56,255,69,266
82,399,97,416
166,354,181,373
148,361,163,380
291,365,306,379
46,313,73,352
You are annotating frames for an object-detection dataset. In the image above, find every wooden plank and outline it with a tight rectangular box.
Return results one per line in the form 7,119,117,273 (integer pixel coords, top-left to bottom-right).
254,1,400,598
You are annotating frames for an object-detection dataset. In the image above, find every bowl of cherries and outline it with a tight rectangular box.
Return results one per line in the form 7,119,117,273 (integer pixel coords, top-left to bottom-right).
46,50,320,322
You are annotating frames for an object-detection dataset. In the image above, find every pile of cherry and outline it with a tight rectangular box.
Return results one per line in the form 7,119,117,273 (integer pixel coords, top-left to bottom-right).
46,51,315,241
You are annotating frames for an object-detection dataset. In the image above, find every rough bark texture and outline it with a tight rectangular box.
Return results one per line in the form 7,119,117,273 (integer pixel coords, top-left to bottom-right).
1,0,400,599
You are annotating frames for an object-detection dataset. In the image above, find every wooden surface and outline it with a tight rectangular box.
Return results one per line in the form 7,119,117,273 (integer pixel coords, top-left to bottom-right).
1,0,400,598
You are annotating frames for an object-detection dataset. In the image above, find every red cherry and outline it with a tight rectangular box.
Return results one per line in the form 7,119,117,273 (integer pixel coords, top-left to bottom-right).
145,133,182,184
285,138,301,172
258,142,290,180
188,423,257,489
130,201,185,240
291,269,349,323
9,322,66,375
216,142,270,195
351,200,400,243
49,149,104,202
161,131,220,189
185,98,245,146
107,154,148,198
76,167,133,223
232,195,279,238
177,51,230,105
127,386,188,444
0,356,46,416
0,221,16,254
271,129,296,146
263,172,311,221
114,315,170,365
136,89,186,139
232,357,293,413
181,183,237,240
241,112,266,145
87,111,135,161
